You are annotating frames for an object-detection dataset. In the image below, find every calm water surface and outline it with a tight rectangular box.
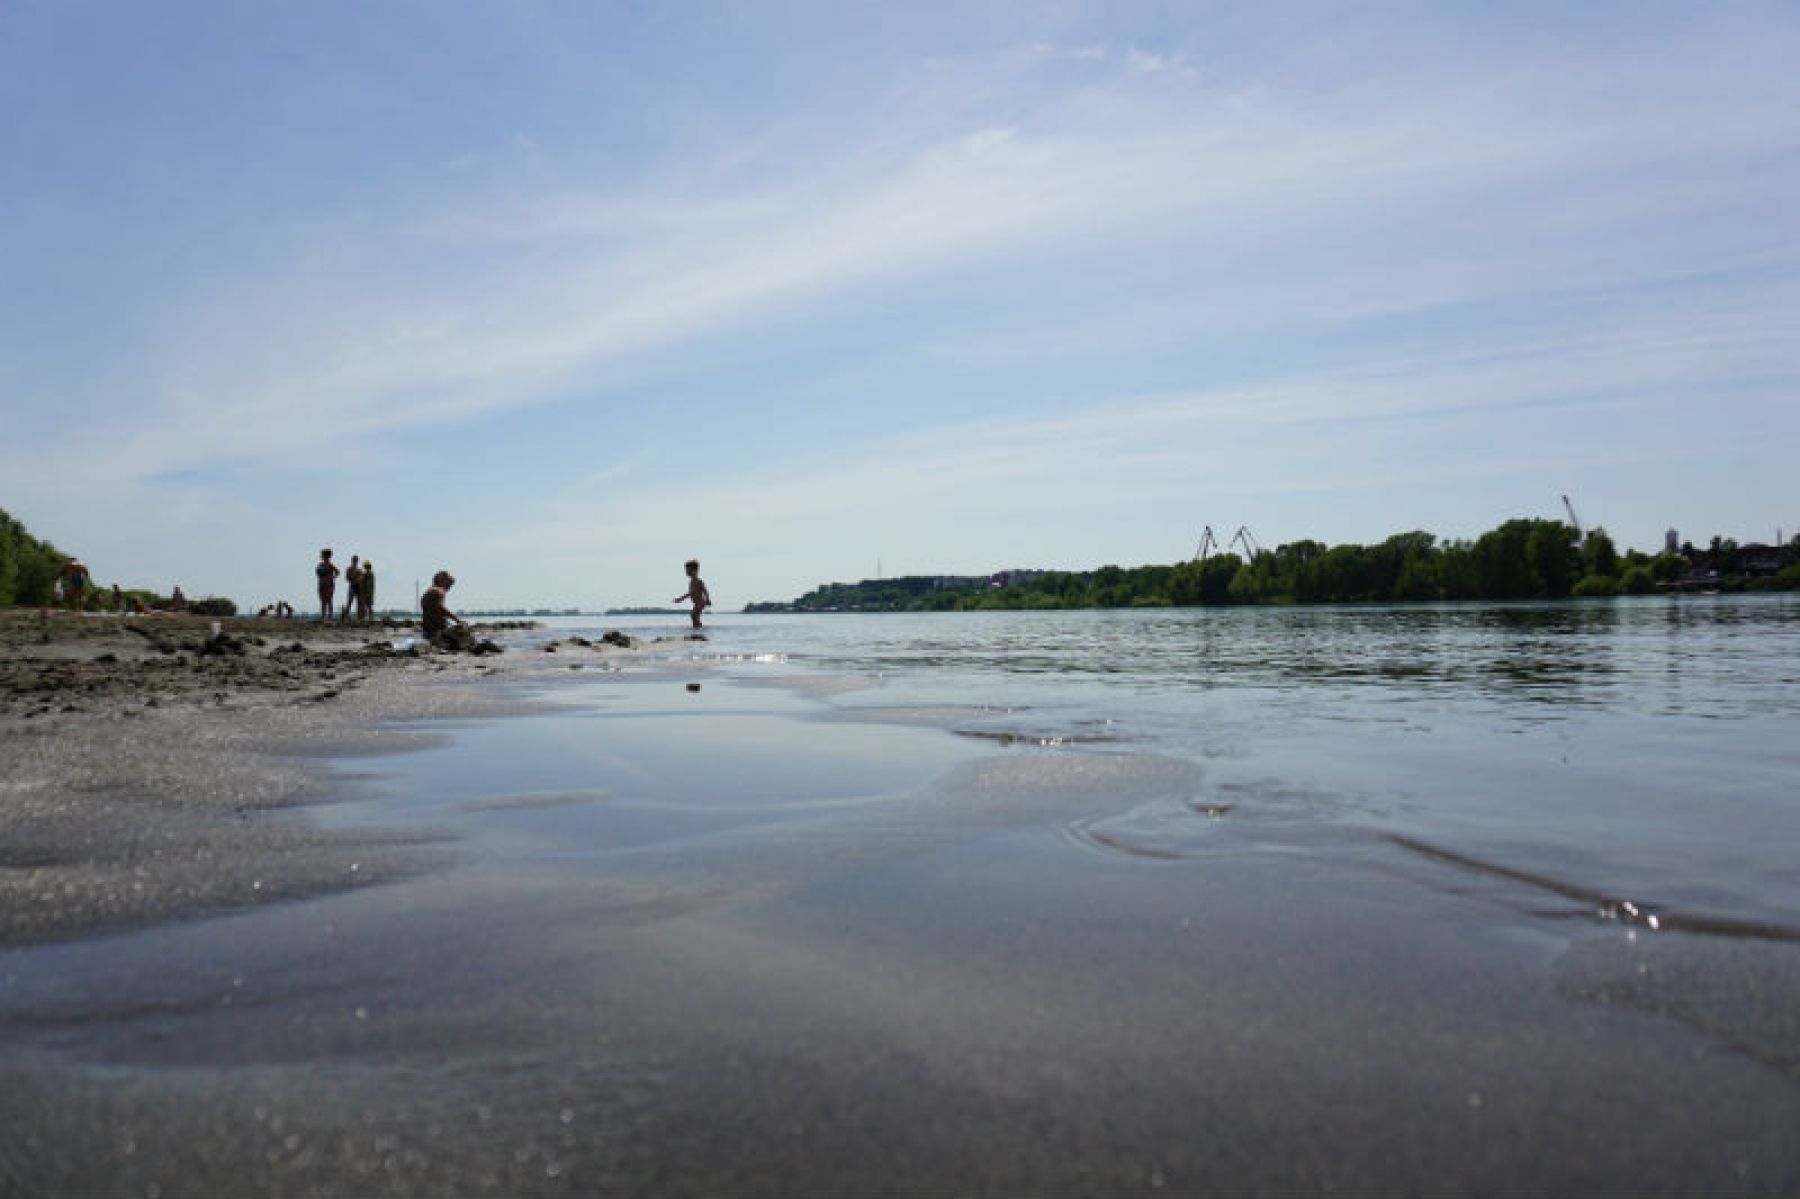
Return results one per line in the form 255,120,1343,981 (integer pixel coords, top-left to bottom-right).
5,595,1797,1195
549,594,1800,935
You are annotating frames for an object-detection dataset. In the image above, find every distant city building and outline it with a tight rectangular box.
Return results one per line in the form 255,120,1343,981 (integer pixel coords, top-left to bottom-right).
1665,528,1679,554
1740,545,1785,576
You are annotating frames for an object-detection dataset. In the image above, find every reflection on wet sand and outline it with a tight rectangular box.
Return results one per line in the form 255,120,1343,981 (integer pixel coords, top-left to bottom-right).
2,634,1797,1195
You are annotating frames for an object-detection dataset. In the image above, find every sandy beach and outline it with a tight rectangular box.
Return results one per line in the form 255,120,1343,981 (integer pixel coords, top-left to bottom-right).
2,609,1796,1195
0,609,570,945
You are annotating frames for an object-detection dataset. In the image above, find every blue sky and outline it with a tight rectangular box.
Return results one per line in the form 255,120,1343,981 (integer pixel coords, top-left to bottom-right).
3,2,1796,611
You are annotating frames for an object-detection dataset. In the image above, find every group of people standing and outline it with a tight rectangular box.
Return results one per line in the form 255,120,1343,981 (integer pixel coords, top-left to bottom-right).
315,548,377,621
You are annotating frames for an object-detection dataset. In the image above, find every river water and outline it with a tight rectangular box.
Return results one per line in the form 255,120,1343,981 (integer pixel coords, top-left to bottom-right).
5,593,1796,1194
561,593,1800,938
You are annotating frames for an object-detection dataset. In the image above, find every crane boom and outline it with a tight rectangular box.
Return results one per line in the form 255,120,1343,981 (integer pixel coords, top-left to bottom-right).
1193,526,1218,561
1561,494,1581,533
1229,526,1263,559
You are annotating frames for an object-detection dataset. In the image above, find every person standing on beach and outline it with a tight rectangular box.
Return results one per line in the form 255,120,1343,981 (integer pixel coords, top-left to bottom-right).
59,559,90,612
358,560,376,621
315,549,339,621
421,570,464,639
673,558,711,629
342,555,363,619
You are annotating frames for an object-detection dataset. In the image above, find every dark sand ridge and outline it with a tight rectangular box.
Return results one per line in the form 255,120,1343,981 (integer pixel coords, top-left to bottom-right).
2,611,1797,1194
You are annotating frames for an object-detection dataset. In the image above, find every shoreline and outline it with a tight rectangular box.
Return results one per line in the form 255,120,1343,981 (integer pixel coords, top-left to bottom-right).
0,609,647,945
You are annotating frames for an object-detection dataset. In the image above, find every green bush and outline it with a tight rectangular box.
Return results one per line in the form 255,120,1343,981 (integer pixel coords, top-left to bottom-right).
1572,574,1621,598
1620,566,1657,595
188,597,238,617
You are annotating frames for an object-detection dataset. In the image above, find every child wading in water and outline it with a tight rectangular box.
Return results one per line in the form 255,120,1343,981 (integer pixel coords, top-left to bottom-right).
674,559,711,629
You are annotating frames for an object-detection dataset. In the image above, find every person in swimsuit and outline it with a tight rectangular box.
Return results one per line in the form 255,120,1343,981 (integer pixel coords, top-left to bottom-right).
315,549,339,621
60,559,90,611
673,558,711,629
357,560,376,621
342,556,363,619
421,570,463,639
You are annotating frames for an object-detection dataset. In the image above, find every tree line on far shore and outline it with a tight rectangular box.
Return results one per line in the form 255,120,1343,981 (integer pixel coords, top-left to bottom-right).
762,520,1800,613
0,507,234,615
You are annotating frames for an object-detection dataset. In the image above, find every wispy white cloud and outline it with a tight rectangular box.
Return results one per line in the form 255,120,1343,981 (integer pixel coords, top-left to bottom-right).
487,272,1797,596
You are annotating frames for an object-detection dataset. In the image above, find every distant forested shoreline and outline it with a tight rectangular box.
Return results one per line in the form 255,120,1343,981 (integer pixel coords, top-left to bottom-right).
751,520,1800,613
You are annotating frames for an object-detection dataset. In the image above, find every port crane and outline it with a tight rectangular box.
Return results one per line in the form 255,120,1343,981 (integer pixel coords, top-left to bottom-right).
1229,526,1263,560
1562,494,1587,544
1193,526,1218,561
1194,525,1265,561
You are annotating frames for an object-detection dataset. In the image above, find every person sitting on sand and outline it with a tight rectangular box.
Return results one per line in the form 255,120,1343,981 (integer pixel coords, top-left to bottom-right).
357,559,376,621
315,549,338,621
169,585,187,613
673,558,711,629
60,559,90,612
342,555,363,619
421,570,464,639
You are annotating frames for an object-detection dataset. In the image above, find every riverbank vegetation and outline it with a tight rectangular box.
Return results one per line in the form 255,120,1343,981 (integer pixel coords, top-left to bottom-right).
760,520,1800,613
1,507,235,614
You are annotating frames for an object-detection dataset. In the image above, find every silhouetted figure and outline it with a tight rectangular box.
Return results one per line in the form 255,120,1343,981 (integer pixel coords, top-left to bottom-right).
60,559,90,611
673,558,711,629
421,570,464,640
316,549,339,621
342,555,363,619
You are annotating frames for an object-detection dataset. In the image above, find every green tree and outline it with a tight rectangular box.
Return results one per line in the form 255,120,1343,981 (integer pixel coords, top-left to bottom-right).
0,508,65,607
1710,536,1741,575
1393,554,1440,601
1472,520,1541,598
1650,552,1686,581
1527,521,1579,597
1582,528,1620,580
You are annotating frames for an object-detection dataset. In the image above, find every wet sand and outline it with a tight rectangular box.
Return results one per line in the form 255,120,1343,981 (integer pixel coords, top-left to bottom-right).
0,609,565,944
1,612,1797,1194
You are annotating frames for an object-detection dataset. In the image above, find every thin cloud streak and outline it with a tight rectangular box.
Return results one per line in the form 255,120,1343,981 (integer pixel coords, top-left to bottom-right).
17,29,1791,496
506,285,1798,589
